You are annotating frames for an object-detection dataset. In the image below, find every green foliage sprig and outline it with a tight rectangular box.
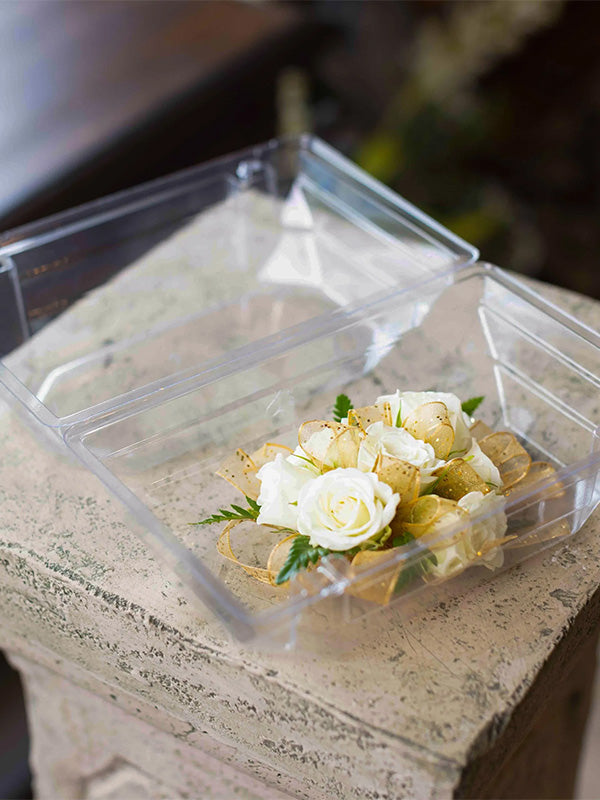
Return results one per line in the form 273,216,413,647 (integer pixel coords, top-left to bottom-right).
193,497,260,525
275,535,331,585
391,530,438,593
332,393,353,423
461,395,484,416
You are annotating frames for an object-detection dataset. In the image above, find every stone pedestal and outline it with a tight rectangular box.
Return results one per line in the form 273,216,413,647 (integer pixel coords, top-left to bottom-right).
1,275,599,799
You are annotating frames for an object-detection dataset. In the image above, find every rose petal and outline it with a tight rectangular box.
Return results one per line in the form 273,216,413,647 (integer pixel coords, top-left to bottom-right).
298,420,347,469
323,426,363,469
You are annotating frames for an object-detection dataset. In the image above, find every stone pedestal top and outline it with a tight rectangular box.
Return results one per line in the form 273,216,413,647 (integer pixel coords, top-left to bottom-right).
0,211,599,798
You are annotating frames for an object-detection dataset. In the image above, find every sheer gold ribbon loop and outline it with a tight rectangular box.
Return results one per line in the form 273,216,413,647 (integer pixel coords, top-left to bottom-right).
431,458,491,501
266,535,298,585
217,522,298,586
478,432,531,489
298,420,347,470
373,454,420,505
217,520,273,583
324,426,363,469
469,419,493,441
403,401,455,460
399,495,464,540
216,449,261,500
348,402,393,431
347,549,404,606
420,506,470,551
250,443,293,469
505,461,565,501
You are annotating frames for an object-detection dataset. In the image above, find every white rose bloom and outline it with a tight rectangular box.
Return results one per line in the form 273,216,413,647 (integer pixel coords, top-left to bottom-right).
299,428,339,468
428,490,507,578
256,451,319,530
296,468,399,551
357,421,442,487
287,446,322,476
428,539,471,580
458,490,507,569
377,390,473,453
464,439,502,488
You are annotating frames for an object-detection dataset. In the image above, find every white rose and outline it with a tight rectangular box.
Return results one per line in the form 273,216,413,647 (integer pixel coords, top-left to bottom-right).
256,451,319,529
464,439,502,488
428,490,507,578
296,468,399,551
299,428,339,468
457,490,507,569
357,422,442,487
377,390,473,453
428,539,471,580
287,446,322,477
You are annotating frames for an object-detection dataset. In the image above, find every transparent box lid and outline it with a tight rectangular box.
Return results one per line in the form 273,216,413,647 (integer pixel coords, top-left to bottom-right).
0,135,477,430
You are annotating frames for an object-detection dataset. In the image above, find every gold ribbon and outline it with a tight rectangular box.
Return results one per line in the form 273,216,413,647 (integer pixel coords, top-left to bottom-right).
478,431,531,489
430,457,491,501
348,402,393,430
216,449,261,500
217,520,297,586
347,549,404,606
373,453,420,505
403,401,455,459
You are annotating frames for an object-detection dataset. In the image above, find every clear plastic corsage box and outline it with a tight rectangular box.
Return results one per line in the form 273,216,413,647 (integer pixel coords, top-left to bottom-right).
1,135,599,649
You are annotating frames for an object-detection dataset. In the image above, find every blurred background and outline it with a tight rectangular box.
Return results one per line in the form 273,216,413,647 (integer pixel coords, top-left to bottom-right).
1,1,599,797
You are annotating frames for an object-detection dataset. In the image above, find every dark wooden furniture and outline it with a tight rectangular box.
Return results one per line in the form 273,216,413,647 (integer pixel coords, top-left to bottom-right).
0,0,322,230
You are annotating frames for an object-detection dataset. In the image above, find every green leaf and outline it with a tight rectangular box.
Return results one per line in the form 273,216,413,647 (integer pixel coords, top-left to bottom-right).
333,393,353,423
393,529,437,563
288,452,317,469
420,462,453,496
393,561,425,594
275,535,331,585
246,496,261,515
395,400,402,427
448,448,467,458
392,530,415,548
461,396,485,416
391,529,438,594
192,497,261,526
393,549,438,593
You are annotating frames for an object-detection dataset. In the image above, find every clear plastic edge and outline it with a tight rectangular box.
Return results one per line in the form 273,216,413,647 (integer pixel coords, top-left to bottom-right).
0,259,463,431
481,262,600,346
0,134,478,261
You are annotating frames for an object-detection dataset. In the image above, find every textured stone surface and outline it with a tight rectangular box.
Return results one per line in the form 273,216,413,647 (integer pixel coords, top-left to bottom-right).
9,654,292,800
0,198,599,798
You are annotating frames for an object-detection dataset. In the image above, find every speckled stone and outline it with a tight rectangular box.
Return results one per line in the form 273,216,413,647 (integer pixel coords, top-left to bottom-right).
0,202,599,799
